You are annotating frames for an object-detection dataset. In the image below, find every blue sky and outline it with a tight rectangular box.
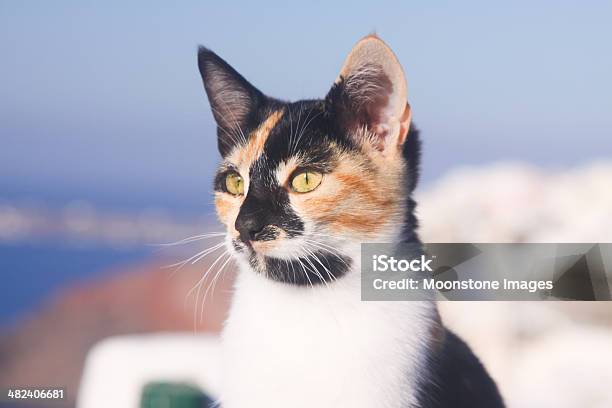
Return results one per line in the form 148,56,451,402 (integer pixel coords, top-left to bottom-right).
1,1,611,212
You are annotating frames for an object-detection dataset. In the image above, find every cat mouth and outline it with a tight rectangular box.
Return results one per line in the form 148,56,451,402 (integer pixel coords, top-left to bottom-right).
231,236,353,285
231,235,295,257
231,238,268,255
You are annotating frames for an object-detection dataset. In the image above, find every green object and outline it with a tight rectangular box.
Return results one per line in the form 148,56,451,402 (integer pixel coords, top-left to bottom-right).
140,382,215,408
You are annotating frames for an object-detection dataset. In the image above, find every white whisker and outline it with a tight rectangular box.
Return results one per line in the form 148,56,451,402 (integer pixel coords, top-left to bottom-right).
164,241,225,271
188,249,230,329
153,232,225,247
200,252,234,322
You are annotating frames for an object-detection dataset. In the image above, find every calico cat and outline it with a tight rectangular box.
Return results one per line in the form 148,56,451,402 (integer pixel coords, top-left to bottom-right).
197,35,504,408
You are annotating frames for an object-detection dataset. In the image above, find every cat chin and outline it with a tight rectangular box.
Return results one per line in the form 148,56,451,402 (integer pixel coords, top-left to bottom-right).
237,249,352,286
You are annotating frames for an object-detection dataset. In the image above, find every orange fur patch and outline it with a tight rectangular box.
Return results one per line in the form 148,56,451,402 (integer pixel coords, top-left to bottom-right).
291,148,405,238
228,110,284,170
215,192,242,235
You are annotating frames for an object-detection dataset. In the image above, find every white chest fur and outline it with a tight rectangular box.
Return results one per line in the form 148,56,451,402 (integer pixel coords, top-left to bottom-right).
220,268,435,408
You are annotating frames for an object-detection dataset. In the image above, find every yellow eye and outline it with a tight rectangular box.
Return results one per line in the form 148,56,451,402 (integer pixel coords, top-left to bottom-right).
225,172,244,195
291,171,323,193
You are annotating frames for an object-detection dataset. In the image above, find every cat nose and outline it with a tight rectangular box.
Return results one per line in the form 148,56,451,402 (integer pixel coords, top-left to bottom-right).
235,212,267,242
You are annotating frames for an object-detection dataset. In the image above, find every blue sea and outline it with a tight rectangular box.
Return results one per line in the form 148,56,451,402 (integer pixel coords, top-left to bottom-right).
0,186,212,329
0,241,152,327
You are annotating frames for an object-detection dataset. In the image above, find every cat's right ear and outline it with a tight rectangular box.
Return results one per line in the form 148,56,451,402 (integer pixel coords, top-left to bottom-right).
198,46,264,156
325,36,411,156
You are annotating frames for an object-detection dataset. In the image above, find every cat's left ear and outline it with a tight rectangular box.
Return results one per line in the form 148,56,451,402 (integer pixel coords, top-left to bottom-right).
198,46,264,156
326,35,411,155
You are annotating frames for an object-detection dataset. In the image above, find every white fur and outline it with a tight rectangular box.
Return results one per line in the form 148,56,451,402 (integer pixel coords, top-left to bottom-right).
220,255,435,408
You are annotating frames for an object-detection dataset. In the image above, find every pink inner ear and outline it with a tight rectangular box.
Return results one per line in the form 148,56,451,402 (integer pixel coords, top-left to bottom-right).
371,124,390,151
366,101,411,152
352,69,392,150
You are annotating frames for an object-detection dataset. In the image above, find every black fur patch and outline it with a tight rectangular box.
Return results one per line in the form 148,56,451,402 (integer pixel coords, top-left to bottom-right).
251,250,352,286
234,170,304,242
416,329,505,407
399,124,422,244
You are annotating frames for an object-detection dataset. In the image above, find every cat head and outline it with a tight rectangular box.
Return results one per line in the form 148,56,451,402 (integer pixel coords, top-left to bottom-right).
198,35,421,285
